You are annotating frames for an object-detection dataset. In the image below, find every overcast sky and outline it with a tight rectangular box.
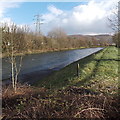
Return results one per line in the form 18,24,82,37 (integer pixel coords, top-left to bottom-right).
0,0,119,35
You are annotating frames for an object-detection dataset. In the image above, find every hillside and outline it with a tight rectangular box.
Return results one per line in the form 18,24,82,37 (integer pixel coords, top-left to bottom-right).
68,34,113,46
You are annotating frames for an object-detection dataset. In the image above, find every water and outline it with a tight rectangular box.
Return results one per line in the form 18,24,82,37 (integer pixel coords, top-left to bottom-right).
2,47,103,84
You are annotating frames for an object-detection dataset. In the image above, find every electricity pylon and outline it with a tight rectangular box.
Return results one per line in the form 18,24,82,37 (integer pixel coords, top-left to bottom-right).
33,14,43,35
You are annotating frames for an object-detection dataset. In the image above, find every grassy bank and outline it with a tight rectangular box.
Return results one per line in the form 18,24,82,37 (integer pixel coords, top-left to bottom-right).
36,46,119,95
2,46,119,119
2,45,104,58
1,46,86,58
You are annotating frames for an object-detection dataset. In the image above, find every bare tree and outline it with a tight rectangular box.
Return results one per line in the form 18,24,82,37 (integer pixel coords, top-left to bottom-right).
108,1,120,47
2,23,24,92
47,27,68,49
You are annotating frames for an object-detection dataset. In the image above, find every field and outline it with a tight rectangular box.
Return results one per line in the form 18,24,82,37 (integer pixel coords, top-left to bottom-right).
2,46,120,119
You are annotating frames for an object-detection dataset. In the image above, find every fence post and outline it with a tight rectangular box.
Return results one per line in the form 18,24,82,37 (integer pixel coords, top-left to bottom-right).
77,63,80,77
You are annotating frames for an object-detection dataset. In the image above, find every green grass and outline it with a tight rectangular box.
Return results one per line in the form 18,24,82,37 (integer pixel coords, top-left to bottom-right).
35,46,119,95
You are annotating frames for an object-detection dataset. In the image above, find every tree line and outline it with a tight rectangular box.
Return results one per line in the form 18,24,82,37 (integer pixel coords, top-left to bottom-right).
1,23,112,56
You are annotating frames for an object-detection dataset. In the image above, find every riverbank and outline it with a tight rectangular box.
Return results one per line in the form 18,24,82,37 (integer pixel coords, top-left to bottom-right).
1,47,85,58
1,46,103,58
35,46,119,95
2,46,119,119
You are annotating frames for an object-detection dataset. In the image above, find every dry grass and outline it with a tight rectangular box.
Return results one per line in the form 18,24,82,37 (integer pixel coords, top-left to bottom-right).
2,85,120,119
2,83,47,98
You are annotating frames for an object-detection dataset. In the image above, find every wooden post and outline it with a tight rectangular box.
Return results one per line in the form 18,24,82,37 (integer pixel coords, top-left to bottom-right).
77,63,80,77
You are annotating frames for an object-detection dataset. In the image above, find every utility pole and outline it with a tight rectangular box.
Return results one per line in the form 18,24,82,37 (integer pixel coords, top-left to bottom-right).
33,14,43,35
77,63,80,77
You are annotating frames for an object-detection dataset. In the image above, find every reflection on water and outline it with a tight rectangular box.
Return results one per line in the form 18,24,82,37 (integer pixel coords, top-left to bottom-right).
2,47,103,81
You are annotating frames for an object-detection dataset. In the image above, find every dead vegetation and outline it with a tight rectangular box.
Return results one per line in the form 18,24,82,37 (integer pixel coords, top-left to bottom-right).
2,85,120,119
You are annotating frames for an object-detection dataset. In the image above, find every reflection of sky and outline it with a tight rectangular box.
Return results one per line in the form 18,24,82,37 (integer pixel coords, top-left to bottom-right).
2,48,103,79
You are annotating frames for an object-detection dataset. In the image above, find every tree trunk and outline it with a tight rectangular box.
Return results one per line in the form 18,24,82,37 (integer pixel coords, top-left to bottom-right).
11,57,15,90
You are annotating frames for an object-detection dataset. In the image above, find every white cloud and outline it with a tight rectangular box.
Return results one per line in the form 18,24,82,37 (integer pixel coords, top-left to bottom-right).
0,2,20,18
0,1,21,25
42,5,63,23
73,1,106,22
41,0,119,35
0,17,13,23
47,5,63,15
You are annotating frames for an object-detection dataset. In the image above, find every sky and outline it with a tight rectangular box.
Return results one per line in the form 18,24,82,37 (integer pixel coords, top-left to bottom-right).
0,0,119,35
